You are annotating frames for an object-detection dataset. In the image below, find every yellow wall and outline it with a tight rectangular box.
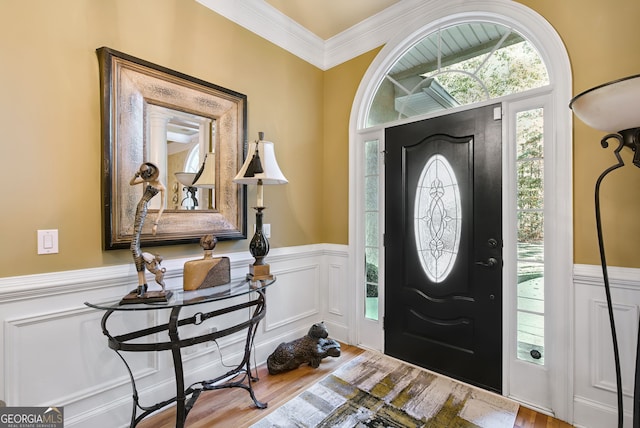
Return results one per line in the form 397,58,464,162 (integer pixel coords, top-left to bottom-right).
1,0,640,278
322,48,381,244
0,0,324,276
516,0,640,267
322,0,640,268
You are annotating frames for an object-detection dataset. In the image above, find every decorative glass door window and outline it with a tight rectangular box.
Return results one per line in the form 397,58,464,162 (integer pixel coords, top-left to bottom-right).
414,154,461,283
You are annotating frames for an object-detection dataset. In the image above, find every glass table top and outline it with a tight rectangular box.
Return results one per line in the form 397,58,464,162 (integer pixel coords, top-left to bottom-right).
85,278,274,311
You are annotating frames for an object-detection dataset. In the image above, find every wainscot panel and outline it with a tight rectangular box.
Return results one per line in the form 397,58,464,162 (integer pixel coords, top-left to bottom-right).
0,244,348,428
573,264,640,428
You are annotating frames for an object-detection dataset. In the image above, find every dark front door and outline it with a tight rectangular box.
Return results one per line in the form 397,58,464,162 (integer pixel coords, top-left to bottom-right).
384,104,503,392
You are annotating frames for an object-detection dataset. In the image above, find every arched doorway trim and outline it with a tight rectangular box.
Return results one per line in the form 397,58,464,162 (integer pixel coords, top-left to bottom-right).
348,0,573,421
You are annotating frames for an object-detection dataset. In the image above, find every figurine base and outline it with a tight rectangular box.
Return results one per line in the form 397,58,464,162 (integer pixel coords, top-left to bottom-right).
120,290,173,305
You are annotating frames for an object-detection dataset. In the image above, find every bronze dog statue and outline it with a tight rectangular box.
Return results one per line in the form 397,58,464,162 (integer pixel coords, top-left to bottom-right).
267,322,341,375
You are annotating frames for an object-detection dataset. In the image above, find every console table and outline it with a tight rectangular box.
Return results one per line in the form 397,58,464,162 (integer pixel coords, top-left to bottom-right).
85,278,274,428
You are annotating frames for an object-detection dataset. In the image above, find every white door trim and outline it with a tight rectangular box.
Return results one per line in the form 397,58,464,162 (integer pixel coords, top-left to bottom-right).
348,0,573,421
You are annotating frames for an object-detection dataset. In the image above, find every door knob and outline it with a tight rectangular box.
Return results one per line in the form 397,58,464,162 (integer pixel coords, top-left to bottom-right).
475,257,498,268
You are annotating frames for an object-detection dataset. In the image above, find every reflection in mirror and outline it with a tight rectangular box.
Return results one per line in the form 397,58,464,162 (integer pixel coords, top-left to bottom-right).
147,105,216,211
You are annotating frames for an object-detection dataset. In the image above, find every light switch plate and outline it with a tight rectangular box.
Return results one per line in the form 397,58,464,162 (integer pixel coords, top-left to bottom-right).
37,229,59,254
253,223,271,238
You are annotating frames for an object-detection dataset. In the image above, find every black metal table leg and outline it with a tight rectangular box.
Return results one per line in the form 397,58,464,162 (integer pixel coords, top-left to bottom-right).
88,280,275,428
168,307,187,428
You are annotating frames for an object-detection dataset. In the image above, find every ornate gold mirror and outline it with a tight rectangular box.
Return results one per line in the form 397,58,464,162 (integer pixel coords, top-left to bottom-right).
97,47,247,250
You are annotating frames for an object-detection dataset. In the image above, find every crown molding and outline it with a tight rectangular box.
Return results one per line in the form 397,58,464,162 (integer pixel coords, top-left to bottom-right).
195,1,538,70
324,0,426,69
196,0,325,68
196,0,428,70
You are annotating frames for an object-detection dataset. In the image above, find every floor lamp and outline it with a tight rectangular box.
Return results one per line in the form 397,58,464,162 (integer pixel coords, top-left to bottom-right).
570,74,640,428
234,132,288,281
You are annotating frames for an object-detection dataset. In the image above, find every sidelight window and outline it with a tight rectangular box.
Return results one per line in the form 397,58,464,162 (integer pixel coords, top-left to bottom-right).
516,108,545,365
365,139,381,320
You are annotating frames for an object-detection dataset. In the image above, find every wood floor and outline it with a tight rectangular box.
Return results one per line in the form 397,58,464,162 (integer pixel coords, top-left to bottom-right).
139,344,572,428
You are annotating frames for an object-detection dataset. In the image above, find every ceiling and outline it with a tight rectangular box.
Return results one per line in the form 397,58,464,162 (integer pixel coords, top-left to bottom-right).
195,0,528,75
196,0,415,69
264,0,401,39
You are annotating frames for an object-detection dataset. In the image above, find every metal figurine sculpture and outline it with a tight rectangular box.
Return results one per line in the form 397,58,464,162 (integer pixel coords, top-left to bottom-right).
127,162,168,300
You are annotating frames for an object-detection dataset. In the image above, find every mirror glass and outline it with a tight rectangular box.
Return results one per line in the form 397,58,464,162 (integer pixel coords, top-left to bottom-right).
148,104,216,211
97,47,247,250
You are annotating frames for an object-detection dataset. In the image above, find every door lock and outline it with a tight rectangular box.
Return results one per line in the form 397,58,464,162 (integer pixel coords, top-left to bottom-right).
475,257,498,268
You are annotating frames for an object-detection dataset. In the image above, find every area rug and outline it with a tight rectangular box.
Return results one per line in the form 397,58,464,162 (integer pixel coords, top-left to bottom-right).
251,351,518,428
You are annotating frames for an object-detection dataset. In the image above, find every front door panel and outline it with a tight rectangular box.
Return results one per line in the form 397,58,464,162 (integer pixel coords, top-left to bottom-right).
384,104,502,392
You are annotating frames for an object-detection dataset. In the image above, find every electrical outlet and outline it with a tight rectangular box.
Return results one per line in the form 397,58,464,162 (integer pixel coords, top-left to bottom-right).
183,346,197,355
206,327,218,348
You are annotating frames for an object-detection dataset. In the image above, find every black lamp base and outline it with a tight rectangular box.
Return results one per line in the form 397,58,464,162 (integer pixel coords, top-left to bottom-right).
247,206,273,281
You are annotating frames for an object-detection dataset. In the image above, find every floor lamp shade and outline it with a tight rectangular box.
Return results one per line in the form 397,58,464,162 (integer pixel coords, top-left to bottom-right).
570,74,640,132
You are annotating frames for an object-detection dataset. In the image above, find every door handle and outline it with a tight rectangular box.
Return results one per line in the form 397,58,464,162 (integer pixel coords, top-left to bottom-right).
475,257,498,268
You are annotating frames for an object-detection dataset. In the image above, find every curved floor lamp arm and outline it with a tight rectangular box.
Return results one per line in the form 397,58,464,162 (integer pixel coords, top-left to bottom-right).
595,133,626,428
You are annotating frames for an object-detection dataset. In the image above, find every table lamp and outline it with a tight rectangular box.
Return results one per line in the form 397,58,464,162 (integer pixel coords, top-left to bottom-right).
192,152,216,209
234,132,288,281
175,152,216,209
570,73,640,428
174,172,198,208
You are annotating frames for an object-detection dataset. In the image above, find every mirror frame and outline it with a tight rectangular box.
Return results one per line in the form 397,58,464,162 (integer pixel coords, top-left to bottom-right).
97,47,247,250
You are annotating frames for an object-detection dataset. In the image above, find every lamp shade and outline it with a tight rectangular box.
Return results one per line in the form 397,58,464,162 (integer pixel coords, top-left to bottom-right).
193,152,215,189
233,138,288,185
175,172,197,187
570,74,640,132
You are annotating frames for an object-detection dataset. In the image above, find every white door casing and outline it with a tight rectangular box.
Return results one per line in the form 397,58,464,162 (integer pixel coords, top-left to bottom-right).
348,0,573,421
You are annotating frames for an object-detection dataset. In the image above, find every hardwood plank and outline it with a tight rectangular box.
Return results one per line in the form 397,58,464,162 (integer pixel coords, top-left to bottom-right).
514,405,573,428
138,344,572,427
138,344,364,428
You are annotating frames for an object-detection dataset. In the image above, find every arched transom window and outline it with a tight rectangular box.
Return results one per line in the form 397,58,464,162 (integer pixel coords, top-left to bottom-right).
366,22,549,127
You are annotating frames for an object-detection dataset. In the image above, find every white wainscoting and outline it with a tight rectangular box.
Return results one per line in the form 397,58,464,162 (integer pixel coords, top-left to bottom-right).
573,264,640,428
0,244,348,428
3,256,637,427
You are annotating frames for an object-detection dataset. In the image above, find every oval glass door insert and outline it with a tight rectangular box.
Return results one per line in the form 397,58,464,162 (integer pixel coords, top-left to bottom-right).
414,154,461,282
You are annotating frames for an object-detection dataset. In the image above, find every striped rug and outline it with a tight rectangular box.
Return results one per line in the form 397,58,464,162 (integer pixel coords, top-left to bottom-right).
251,350,518,428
